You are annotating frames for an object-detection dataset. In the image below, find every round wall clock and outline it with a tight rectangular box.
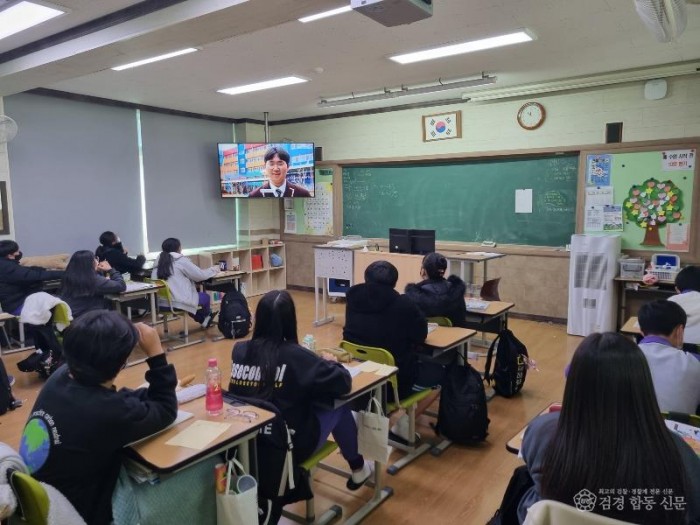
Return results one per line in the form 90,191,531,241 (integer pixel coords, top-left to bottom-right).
517,102,546,130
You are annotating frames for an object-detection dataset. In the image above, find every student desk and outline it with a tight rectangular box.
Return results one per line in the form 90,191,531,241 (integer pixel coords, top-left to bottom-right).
615,277,675,329
313,244,359,326
506,403,561,455
126,398,274,474
106,282,161,326
319,362,397,525
445,252,505,287
620,316,641,338
464,300,515,347
203,270,246,292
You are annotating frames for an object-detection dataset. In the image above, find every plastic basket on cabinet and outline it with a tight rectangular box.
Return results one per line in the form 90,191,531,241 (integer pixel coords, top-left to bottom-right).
619,258,645,279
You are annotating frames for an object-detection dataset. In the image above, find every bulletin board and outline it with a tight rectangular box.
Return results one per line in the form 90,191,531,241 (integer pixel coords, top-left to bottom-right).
580,147,698,254
283,168,334,236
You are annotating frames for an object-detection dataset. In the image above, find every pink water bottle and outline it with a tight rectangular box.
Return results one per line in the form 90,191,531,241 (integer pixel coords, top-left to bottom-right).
205,358,223,416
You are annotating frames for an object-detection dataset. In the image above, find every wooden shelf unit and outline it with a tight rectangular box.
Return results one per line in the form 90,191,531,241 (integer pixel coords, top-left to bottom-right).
194,244,286,297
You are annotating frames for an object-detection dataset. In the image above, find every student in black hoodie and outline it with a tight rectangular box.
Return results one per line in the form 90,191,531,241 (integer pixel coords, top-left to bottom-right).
229,291,372,494
0,240,64,315
344,260,435,442
404,252,468,328
60,250,126,318
19,311,177,525
95,231,146,277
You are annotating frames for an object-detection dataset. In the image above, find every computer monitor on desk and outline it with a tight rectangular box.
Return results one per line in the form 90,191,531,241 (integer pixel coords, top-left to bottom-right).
389,228,411,253
410,229,435,255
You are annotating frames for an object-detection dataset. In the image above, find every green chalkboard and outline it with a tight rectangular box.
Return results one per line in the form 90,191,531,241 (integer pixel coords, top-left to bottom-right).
342,155,579,247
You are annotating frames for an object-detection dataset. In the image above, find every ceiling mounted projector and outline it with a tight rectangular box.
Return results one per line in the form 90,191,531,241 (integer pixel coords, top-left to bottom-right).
351,0,433,27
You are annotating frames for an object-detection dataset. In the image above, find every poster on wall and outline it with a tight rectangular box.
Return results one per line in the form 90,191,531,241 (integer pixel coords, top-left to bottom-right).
662,149,695,171
586,154,612,186
289,168,334,236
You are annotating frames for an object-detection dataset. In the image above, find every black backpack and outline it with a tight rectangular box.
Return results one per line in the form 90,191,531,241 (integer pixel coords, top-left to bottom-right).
487,465,535,525
0,358,19,415
484,329,529,398
434,363,489,445
218,290,251,339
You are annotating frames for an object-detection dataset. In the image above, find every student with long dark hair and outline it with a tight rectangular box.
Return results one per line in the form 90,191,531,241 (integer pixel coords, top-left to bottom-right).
405,252,467,327
60,250,126,318
228,291,372,497
518,332,700,524
152,238,219,327
95,231,146,276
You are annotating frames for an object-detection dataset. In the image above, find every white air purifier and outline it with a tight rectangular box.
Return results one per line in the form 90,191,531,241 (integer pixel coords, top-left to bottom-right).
567,234,621,336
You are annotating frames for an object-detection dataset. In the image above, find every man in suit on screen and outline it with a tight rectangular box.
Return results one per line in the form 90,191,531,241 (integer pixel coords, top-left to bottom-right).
248,146,311,198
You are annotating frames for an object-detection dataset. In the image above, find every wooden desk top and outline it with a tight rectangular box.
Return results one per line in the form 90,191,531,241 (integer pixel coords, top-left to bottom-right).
506,402,561,454
448,252,505,262
211,270,246,280
107,282,161,299
338,362,398,404
424,326,476,350
466,300,515,316
127,398,274,474
614,276,675,285
620,316,641,335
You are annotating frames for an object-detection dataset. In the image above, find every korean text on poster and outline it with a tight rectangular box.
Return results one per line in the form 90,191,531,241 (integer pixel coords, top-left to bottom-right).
662,149,695,171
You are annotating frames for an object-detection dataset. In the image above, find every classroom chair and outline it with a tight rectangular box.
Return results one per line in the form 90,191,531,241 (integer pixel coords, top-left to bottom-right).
0,307,29,355
8,468,49,525
480,278,501,301
524,499,636,525
427,316,452,327
146,279,205,351
339,340,434,474
282,441,343,525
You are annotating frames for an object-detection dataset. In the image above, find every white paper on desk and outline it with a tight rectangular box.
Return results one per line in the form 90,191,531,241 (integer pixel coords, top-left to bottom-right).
165,420,231,450
342,364,362,377
373,364,397,377
585,186,613,206
125,410,193,447
515,189,532,213
355,361,380,373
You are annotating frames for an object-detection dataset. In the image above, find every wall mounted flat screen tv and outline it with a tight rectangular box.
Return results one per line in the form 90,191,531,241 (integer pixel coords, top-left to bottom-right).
219,142,315,198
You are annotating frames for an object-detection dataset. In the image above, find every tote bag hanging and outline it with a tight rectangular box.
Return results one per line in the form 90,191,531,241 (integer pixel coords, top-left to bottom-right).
216,458,259,525
357,396,391,464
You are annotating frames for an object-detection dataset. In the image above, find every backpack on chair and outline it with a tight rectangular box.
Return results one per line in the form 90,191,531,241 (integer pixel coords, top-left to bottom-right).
434,362,489,444
484,329,529,398
217,290,252,339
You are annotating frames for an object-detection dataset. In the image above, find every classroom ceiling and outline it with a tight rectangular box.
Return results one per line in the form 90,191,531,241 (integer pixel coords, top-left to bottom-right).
1,0,700,121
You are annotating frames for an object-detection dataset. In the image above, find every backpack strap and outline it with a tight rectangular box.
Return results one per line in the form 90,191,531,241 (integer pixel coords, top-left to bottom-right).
483,331,502,384
278,425,296,496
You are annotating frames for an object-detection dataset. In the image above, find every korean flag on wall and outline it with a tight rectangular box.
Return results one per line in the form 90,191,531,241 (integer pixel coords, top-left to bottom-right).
423,111,462,142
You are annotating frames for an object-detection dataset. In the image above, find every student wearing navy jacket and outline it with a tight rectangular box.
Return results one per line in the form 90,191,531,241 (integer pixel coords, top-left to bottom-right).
229,291,371,490
20,311,177,525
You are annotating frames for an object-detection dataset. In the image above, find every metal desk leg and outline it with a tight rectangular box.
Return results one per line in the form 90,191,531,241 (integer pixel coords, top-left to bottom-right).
150,292,158,326
483,261,488,283
313,276,334,327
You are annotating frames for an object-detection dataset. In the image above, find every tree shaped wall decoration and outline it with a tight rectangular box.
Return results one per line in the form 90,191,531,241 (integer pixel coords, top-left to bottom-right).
622,178,683,247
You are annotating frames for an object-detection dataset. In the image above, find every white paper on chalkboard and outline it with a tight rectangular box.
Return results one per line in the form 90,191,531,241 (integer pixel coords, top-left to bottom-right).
515,189,533,213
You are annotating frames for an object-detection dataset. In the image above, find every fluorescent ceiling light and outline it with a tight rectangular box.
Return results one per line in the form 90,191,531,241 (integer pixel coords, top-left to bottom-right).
0,1,65,41
318,75,496,108
111,48,198,71
299,5,352,23
389,31,533,65
218,76,308,96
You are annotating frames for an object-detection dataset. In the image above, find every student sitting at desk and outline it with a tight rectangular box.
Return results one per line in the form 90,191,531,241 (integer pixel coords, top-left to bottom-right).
344,260,435,443
96,231,147,277
19,312,177,525
60,250,126,318
637,300,700,415
228,291,372,520
404,252,467,328
152,237,220,328
518,332,700,525
669,265,700,347
0,240,64,315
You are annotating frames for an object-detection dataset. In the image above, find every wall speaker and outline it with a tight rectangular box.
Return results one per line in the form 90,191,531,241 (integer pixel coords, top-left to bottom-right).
314,146,323,161
605,122,623,144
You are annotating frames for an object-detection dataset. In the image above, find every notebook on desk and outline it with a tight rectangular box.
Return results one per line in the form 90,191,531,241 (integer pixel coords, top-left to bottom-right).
125,410,193,447
465,299,489,310
125,281,155,293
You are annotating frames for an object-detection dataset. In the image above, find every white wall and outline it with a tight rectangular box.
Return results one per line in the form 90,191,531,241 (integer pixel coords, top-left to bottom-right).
271,75,700,160
0,97,15,240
